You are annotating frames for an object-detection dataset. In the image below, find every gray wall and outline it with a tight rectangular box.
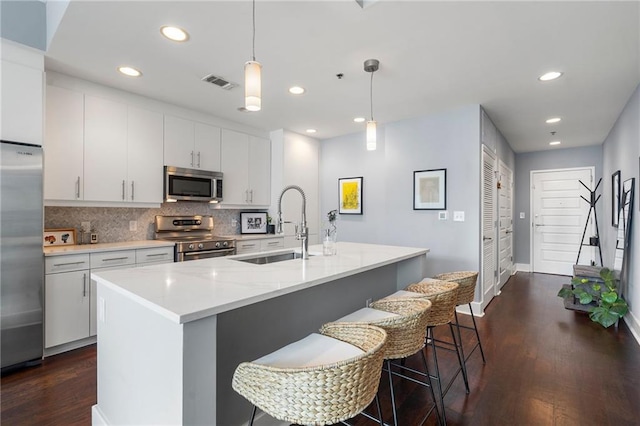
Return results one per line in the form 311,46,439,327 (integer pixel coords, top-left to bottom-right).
601,83,639,337
513,146,603,265
0,1,46,51
320,105,482,277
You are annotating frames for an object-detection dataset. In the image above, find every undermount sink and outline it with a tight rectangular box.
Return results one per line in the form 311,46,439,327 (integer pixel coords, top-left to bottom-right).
234,251,312,265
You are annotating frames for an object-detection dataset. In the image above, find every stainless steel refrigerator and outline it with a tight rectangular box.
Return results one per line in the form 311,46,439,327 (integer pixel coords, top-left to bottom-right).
1,140,44,371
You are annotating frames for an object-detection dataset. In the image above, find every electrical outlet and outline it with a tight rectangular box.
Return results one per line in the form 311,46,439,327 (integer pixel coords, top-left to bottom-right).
453,211,465,222
366,298,372,307
81,221,91,232
231,218,238,227
129,221,137,231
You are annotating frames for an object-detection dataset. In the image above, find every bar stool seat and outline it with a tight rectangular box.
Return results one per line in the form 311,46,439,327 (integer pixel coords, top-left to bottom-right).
232,323,387,426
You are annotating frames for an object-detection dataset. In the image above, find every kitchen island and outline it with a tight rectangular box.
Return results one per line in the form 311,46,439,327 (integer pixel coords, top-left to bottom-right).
91,242,429,426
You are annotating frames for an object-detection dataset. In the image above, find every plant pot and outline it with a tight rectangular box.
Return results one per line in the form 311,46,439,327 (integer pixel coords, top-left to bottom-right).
560,284,595,313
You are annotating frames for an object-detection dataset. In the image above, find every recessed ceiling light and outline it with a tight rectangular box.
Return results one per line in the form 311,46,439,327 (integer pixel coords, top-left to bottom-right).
538,71,563,81
549,141,561,146
353,117,366,123
118,66,142,77
289,86,305,95
305,129,317,134
160,26,189,42
546,117,562,124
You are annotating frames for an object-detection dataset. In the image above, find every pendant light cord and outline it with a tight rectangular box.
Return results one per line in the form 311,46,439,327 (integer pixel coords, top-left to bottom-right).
252,0,256,61
370,71,375,121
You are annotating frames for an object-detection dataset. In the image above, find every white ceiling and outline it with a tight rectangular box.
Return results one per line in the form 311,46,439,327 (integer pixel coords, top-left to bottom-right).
45,1,640,153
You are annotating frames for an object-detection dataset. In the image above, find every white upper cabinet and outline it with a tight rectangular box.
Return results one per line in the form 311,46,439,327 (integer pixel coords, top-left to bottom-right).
221,129,270,206
163,115,221,171
481,109,497,152
1,43,43,146
84,95,128,202
44,85,85,201
127,106,164,203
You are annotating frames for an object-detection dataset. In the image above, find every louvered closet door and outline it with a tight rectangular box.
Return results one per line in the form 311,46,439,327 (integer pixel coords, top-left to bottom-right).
481,146,497,306
498,160,514,289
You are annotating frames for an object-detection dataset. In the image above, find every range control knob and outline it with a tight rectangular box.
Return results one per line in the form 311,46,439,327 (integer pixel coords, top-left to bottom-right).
188,244,195,250
215,242,221,248
198,243,204,249
223,241,229,247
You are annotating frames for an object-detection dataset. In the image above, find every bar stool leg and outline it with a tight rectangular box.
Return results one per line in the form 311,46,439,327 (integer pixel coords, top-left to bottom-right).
426,327,447,426
249,405,257,426
420,346,443,426
468,303,486,363
449,323,470,394
453,313,470,394
374,393,384,426
386,359,399,426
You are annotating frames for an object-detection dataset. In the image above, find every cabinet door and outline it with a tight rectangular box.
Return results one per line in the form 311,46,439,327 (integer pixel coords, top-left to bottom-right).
164,115,195,168
84,95,128,202
44,86,85,201
127,106,163,203
1,57,43,146
248,136,271,205
45,270,90,348
221,129,250,205
194,122,221,171
235,240,260,254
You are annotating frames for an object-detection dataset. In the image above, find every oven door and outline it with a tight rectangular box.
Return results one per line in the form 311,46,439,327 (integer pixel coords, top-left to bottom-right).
178,247,236,262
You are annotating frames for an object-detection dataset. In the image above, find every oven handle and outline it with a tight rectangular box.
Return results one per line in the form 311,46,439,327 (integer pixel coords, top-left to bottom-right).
182,248,236,260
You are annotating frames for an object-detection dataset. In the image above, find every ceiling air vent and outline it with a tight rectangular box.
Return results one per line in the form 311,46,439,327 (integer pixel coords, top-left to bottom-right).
201,73,237,90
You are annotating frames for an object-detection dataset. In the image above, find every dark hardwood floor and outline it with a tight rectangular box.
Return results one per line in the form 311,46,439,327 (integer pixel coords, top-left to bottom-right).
2,273,639,425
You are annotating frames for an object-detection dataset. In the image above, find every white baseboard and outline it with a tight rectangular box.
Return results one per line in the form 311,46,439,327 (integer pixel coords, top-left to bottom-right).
44,336,96,357
624,310,640,347
515,263,531,272
92,405,108,426
456,301,485,317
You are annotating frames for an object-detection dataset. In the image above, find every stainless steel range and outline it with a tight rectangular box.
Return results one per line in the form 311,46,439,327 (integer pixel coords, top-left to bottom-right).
154,215,235,262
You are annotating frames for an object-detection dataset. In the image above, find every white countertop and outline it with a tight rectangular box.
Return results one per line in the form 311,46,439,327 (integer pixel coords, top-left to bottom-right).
43,240,175,256
224,234,281,241
92,242,429,324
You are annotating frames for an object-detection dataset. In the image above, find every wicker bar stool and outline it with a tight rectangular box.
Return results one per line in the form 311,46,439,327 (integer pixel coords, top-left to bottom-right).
406,280,462,425
232,323,387,426
431,271,485,366
334,298,440,426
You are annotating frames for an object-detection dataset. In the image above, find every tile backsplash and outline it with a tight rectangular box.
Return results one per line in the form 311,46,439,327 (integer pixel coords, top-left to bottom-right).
45,204,262,244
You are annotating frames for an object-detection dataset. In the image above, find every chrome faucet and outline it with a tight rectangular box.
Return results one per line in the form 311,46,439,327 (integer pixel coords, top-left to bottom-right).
277,185,309,260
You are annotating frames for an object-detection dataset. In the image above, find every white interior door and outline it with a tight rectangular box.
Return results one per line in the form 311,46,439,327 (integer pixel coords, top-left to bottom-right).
498,160,513,289
531,168,594,275
481,146,497,306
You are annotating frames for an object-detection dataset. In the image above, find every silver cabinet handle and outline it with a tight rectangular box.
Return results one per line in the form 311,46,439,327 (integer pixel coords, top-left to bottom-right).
53,261,86,267
242,243,256,248
101,256,129,262
131,181,135,201
146,253,168,258
82,273,87,297
76,176,81,199
197,151,201,168
249,189,253,203
534,223,545,227
122,180,126,200
191,151,194,167
245,190,249,203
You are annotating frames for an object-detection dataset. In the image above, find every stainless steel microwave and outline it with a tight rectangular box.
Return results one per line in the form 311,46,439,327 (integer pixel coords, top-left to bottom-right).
164,166,223,203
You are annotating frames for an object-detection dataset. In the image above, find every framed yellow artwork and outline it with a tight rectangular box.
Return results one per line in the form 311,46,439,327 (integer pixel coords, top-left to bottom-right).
338,176,363,215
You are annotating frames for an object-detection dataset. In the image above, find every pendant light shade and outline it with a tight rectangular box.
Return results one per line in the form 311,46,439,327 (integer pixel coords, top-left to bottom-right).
364,59,379,151
366,120,377,151
245,0,261,112
245,60,261,112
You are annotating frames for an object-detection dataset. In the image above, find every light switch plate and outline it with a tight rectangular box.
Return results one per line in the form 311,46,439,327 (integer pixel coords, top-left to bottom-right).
129,221,137,231
453,211,465,222
438,211,448,220
520,212,526,219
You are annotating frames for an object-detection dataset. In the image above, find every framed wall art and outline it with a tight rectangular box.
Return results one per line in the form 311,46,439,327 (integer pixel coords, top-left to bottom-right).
414,168,446,210
338,176,363,215
240,212,268,234
612,170,620,227
43,228,77,246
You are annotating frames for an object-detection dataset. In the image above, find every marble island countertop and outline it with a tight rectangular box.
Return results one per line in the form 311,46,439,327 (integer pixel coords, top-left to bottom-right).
92,242,429,324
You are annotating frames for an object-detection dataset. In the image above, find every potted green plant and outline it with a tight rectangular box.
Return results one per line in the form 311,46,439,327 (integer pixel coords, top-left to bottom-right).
557,267,628,328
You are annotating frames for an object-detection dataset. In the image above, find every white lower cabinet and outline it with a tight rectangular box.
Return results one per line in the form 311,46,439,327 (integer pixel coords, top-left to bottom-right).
45,246,174,352
45,254,91,348
236,237,284,255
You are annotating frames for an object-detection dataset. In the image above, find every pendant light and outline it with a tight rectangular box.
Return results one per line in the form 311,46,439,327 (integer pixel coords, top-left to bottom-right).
364,59,379,151
245,0,261,112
